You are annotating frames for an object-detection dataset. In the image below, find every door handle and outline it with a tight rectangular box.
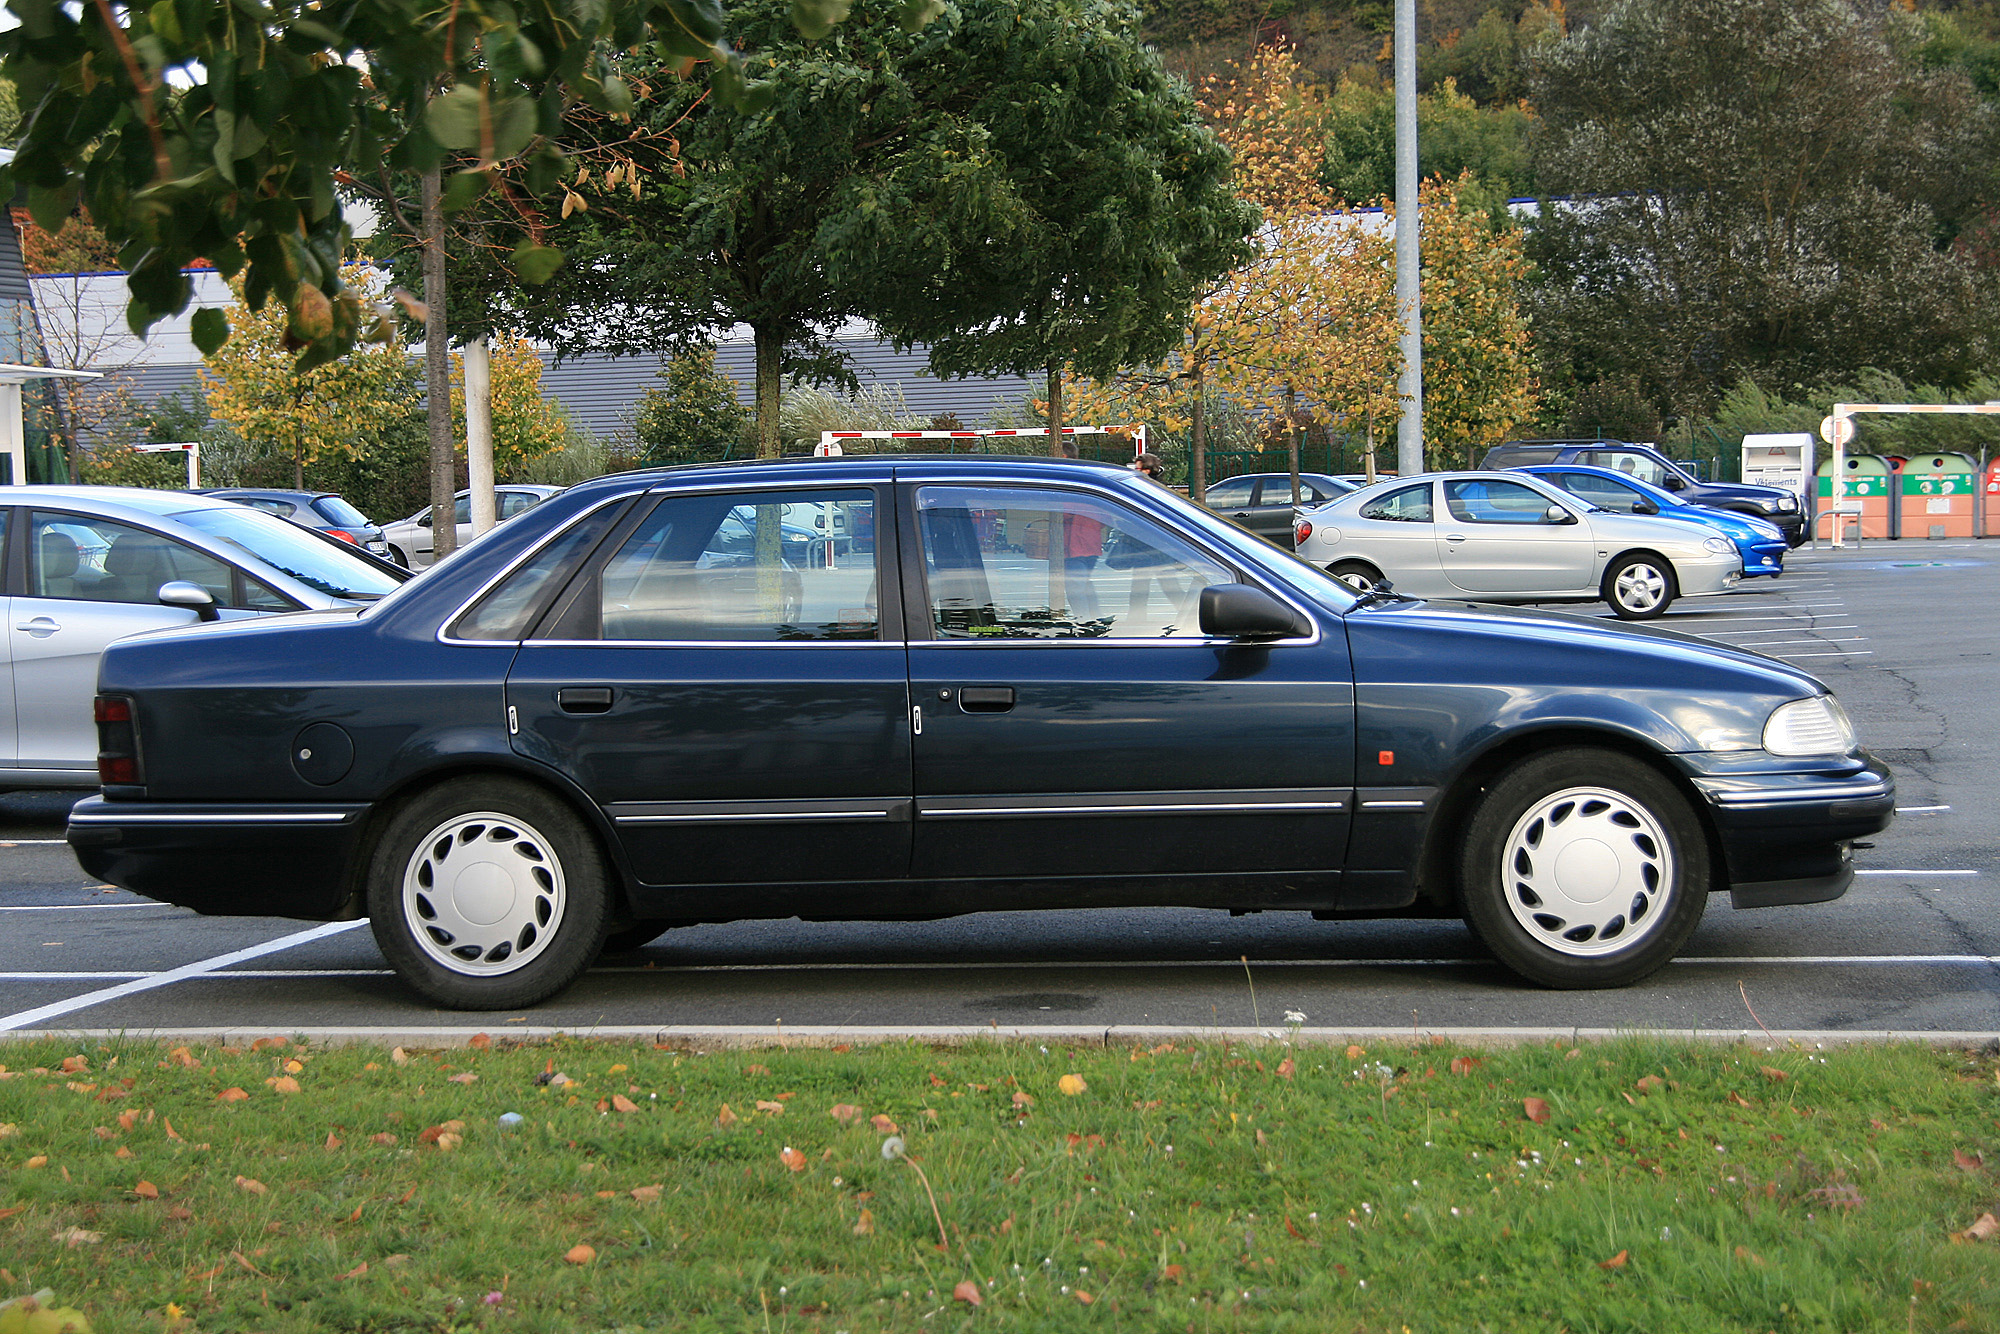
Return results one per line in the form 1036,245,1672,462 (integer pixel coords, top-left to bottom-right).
555,686,614,714
15,616,59,637
958,686,1015,713
1444,533,1468,543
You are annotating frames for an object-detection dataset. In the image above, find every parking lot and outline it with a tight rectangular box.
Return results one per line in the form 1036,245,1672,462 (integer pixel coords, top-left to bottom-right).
1,539,1994,1043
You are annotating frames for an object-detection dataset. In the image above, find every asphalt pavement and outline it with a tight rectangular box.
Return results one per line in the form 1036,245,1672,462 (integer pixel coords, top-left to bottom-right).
2,538,1995,1044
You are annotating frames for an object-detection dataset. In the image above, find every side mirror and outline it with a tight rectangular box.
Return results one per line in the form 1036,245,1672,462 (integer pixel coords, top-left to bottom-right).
1199,583,1310,639
418,513,434,528
1545,506,1578,525
158,581,220,622
1632,499,1659,515
1660,474,1687,491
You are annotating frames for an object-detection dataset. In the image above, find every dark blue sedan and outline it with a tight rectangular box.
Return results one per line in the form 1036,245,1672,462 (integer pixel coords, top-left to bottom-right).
67,457,1892,1009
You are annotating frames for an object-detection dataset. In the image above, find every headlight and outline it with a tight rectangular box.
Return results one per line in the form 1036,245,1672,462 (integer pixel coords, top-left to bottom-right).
1777,495,1797,511
1763,696,1857,756
1702,536,1734,554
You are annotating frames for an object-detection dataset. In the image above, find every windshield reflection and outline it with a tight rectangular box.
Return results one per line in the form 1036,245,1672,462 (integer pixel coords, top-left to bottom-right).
169,508,404,601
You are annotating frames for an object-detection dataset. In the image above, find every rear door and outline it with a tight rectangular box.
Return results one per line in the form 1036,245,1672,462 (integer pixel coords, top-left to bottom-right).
904,479,1352,887
506,483,912,888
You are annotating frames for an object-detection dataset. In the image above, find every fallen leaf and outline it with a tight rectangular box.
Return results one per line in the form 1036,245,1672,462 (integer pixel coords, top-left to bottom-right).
340,1204,362,1223
0,1205,23,1220
117,1110,139,1132
953,1280,983,1306
1059,1074,1087,1096
1727,1091,1752,1107
1275,1057,1295,1079
1074,1289,1095,1305
284,1059,305,1074
369,1133,398,1146
1010,1092,1034,1110
744,1063,771,1076
1345,1044,1367,1059
630,1185,663,1203
250,1037,288,1051
564,1244,596,1265
871,1113,900,1134
1635,1075,1664,1095
595,1190,616,1199
1523,1097,1551,1124
755,1099,785,1115
169,1046,199,1067
1758,1066,1789,1082
54,1226,104,1247
167,1206,193,1221
779,1146,807,1172
1954,1213,2000,1243
391,1048,410,1065
134,1180,160,1199
188,1262,225,1280
26,1155,48,1169
1953,1148,1983,1172
1598,1249,1628,1270
1450,1055,1480,1076
267,1076,301,1095
716,1103,738,1128
1162,1263,1185,1282
435,1133,462,1151
61,1054,90,1074
216,1087,250,1103
114,1145,135,1159
164,1118,184,1141
829,1103,861,1124
1734,1244,1767,1265
853,1207,875,1235
235,1176,267,1195
468,1033,491,1050
999,1215,1014,1234
324,1131,342,1151
447,1072,478,1085
338,1261,368,1279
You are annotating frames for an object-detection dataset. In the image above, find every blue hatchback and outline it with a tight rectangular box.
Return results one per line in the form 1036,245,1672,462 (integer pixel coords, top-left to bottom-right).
1521,465,1788,579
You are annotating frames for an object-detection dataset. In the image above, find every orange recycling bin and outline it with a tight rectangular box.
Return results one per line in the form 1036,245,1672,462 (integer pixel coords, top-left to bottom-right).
1815,454,1894,539
1893,452,1977,539
1983,457,2000,537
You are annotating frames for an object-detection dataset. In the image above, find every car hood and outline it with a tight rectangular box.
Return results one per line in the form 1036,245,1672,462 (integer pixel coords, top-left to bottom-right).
1579,509,1727,546
1692,479,1792,505
1341,596,1827,754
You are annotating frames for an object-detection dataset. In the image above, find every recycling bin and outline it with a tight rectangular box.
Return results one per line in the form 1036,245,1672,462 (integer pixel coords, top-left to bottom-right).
1891,452,1977,539
1815,454,1894,540
1983,456,2000,537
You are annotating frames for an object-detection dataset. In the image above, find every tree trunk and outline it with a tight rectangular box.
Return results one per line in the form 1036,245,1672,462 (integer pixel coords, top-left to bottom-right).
465,334,496,535
421,168,457,560
754,323,782,459
1285,382,1301,505
1189,362,1207,502
1046,361,1064,456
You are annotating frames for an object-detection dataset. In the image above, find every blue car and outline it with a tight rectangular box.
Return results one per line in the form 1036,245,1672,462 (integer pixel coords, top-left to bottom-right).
68,456,1889,1009
1520,464,1789,579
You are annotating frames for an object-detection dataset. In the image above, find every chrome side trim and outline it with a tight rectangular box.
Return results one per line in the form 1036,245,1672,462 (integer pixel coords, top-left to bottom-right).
1359,799,1427,810
66,811,355,825
608,797,909,826
918,789,1348,820
1707,781,1892,808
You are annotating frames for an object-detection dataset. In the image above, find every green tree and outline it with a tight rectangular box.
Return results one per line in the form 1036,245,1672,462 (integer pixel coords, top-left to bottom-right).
633,349,751,464
1323,74,1535,213
526,0,1253,459
1525,0,2000,422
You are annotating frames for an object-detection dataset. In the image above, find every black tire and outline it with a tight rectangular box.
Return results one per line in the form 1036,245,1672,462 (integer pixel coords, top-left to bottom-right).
366,777,612,1009
1328,560,1384,592
1601,553,1677,620
387,545,410,568
1459,748,1709,989
600,919,692,954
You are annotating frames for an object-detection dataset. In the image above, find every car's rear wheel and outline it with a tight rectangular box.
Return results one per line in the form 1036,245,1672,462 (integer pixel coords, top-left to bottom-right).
1602,553,1677,619
387,545,410,568
1328,560,1384,592
1459,749,1708,988
366,777,611,1009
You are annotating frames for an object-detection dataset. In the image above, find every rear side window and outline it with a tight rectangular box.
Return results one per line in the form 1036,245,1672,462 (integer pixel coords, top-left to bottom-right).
1359,484,1433,522
1482,446,1561,467
313,496,373,527
451,506,621,641
1203,477,1255,507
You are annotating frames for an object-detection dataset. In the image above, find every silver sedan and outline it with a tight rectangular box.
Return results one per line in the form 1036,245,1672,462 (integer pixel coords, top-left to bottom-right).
1,486,407,791
1293,471,1741,619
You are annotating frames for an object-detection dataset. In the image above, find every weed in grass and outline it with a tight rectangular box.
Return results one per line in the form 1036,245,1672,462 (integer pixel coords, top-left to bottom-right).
0,1037,1995,1330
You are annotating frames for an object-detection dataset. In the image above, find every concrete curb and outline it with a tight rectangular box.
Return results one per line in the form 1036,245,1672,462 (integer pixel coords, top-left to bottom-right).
5,1024,2000,1049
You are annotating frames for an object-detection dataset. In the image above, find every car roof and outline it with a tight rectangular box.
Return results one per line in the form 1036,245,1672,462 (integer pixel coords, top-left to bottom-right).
203,488,338,500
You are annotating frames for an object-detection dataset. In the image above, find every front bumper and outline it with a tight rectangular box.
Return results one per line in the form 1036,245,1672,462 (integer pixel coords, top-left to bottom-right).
1739,540,1787,578
67,795,372,921
1686,756,1895,908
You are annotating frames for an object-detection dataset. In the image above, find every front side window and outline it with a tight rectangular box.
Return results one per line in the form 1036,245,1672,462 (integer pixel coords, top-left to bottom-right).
1359,484,1434,523
1588,451,1671,487
30,512,239,606
585,489,877,642
1202,477,1255,508
1556,472,1647,513
916,486,1231,640
1444,479,1561,525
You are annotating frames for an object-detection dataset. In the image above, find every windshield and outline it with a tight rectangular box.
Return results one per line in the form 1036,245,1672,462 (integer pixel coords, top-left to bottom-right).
167,506,405,600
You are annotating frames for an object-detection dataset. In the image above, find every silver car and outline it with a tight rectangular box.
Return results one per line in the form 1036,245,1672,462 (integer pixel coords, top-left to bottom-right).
381,485,564,569
0,486,408,791
1293,471,1741,619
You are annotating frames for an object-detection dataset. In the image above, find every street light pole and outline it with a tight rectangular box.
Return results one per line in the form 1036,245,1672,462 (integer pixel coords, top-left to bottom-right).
1394,0,1424,477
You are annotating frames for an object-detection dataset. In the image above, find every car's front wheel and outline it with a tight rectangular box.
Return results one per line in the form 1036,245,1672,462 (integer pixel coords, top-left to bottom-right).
1459,749,1708,988
1327,559,1384,593
1602,553,1677,619
366,777,611,1009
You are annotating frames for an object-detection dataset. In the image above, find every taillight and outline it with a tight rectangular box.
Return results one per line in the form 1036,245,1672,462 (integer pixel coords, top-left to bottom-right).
1295,520,1313,546
326,529,361,545
94,694,141,785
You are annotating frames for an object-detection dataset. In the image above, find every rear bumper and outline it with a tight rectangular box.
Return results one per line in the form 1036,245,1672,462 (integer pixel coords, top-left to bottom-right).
67,795,372,921
1687,758,1895,908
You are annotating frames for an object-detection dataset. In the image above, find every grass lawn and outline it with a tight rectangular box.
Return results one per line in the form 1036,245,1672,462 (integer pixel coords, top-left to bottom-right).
2,1034,1997,1332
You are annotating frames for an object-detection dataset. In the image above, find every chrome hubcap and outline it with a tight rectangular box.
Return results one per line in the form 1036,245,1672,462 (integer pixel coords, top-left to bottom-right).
1501,786,1673,957
401,811,565,975
1614,563,1667,611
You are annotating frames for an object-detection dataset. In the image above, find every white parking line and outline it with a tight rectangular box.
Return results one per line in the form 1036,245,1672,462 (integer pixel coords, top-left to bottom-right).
1717,638,1868,647
1673,615,1858,624
1897,805,1951,812
1771,650,1874,658
0,903,152,911
0,840,73,847
1854,869,1979,876
0,920,368,1032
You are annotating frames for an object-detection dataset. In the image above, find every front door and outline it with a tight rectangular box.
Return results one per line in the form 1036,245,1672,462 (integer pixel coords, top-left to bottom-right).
506,485,912,888
1436,478,1597,595
904,481,1353,890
